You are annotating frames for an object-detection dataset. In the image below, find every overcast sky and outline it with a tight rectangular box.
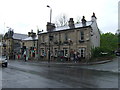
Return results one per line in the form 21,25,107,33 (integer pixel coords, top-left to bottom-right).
0,0,118,34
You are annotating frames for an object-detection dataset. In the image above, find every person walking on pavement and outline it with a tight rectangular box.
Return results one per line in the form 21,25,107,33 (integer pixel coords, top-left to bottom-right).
73,51,78,63
17,54,20,60
23,51,26,62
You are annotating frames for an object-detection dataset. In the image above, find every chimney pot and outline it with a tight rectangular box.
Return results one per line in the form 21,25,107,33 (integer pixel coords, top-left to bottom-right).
81,16,86,27
91,12,97,21
28,32,31,37
68,18,75,28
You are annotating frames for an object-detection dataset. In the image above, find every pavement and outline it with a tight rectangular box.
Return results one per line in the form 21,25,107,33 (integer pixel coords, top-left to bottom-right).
45,57,119,73
68,57,119,73
10,56,119,73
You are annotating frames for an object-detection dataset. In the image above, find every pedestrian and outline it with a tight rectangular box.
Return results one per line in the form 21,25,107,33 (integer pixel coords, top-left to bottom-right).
24,54,26,61
70,50,74,61
77,54,81,62
73,52,78,63
18,54,20,60
23,51,27,62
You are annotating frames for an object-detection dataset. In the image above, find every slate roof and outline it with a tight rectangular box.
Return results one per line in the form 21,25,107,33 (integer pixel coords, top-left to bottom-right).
39,21,93,34
54,21,92,31
22,36,38,41
13,33,29,40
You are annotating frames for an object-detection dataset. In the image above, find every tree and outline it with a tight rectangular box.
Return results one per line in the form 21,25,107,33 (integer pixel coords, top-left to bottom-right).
55,13,68,27
91,32,118,58
116,29,120,48
116,29,120,34
75,16,81,24
100,32,118,51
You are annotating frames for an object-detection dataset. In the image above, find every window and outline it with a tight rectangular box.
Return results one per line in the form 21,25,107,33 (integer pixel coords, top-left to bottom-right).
79,48,85,58
41,48,45,56
34,43,35,47
54,34,57,41
80,31,84,40
22,42,24,46
41,36,45,42
63,48,68,57
65,33,68,41
54,48,58,57
43,36,45,42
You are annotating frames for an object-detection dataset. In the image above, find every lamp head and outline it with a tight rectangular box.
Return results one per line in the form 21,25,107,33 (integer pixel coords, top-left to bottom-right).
47,5,50,8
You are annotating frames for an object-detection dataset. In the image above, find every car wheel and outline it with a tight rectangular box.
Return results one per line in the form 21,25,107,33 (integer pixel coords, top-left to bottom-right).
5,63,7,67
2,63,7,67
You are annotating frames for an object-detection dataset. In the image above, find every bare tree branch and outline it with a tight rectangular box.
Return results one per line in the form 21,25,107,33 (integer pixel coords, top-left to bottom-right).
75,16,81,24
55,13,68,27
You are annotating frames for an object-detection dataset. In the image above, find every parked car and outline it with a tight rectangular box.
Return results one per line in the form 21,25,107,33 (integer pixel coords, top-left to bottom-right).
116,52,120,56
115,50,120,56
0,56,8,67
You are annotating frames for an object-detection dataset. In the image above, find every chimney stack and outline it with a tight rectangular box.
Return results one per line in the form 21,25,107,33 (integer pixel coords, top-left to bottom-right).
46,22,56,32
68,18,75,29
91,12,97,22
28,30,36,37
28,32,31,37
81,16,86,27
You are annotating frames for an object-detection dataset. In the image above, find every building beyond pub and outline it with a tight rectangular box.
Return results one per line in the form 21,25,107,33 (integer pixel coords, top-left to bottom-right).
2,30,28,59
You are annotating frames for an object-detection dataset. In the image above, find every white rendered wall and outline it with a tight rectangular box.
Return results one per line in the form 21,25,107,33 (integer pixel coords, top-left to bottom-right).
91,17,100,48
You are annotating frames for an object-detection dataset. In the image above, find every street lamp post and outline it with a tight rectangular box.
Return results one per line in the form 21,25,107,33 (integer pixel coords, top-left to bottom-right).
47,5,52,23
47,5,52,66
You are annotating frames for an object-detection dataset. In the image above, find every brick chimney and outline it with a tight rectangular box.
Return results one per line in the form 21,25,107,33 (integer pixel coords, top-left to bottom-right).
68,18,75,29
46,22,56,32
81,16,86,27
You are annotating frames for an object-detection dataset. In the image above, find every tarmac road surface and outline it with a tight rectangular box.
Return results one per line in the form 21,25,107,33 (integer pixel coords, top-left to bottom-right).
1,60,119,88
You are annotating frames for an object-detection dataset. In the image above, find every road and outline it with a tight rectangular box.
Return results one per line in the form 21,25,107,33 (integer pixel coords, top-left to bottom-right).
1,60,119,88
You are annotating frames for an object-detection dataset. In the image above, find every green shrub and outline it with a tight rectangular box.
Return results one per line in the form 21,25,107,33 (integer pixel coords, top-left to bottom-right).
91,47,114,58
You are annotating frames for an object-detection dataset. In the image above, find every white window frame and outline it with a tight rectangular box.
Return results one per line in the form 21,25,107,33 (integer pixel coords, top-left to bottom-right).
63,48,68,57
79,48,85,58
41,48,45,56
54,48,58,57
80,31,84,40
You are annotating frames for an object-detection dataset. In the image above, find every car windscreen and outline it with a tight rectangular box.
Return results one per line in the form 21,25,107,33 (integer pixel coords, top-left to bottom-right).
0,56,6,59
